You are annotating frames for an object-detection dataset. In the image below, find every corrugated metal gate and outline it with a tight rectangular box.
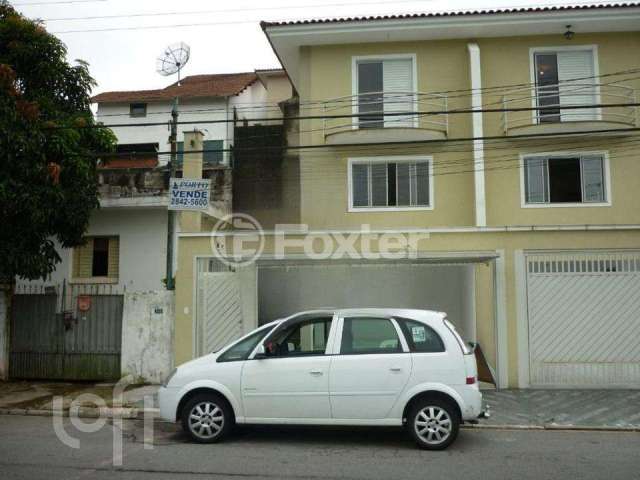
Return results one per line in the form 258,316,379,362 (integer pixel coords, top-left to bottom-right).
9,283,123,380
527,251,640,387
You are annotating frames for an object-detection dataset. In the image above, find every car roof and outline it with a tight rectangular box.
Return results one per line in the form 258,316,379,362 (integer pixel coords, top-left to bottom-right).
276,308,446,324
336,308,446,322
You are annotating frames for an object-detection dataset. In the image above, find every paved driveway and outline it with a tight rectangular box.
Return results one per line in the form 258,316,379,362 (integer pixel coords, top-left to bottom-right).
482,389,640,428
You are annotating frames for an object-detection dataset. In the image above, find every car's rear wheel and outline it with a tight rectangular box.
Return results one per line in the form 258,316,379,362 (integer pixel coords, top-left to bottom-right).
181,393,233,443
408,398,460,450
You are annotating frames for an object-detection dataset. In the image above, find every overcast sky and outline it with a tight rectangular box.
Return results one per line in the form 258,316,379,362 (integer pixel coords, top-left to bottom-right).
12,0,615,94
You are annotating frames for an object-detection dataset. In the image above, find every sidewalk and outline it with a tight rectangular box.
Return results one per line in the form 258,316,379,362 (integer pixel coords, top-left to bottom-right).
481,388,640,430
0,381,158,417
1,381,639,430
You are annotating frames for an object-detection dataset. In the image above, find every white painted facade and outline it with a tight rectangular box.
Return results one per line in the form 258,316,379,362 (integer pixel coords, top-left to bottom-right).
98,97,234,165
96,76,287,166
17,208,168,292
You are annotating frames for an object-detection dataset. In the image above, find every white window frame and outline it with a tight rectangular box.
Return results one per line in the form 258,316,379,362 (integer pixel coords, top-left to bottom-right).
351,53,419,130
528,45,602,125
347,155,434,212
519,150,611,208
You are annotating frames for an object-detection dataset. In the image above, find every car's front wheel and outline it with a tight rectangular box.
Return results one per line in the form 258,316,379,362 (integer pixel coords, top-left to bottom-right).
408,397,460,450
181,393,233,443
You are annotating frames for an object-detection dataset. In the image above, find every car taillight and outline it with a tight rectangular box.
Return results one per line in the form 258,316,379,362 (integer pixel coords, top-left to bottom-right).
466,376,476,385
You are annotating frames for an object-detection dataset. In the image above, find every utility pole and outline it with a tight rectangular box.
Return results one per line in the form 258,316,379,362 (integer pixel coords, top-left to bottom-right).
165,97,178,290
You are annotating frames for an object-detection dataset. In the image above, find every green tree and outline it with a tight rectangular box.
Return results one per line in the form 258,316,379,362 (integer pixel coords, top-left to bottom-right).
0,2,116,282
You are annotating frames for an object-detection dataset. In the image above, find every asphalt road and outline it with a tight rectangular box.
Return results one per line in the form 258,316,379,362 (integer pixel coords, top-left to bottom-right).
1,415,639,480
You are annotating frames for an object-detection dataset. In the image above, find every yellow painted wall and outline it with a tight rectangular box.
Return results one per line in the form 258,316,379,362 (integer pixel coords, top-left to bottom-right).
292,33,640,229
174,229,640,387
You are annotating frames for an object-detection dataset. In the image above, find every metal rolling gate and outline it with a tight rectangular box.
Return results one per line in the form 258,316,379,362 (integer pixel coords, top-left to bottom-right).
9,282,123,380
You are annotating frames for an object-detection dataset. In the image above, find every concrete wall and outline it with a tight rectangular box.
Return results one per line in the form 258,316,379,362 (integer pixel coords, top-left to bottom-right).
16,208,168,292
121,290,175,384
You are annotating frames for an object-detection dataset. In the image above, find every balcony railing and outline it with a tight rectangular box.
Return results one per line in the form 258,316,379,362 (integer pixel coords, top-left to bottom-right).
97,162,232,217
501,83,638,134
322,91,448,142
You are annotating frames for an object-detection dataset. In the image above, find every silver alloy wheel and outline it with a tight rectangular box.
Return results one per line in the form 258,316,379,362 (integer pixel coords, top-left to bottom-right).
188,401,224,440
414,406,452,445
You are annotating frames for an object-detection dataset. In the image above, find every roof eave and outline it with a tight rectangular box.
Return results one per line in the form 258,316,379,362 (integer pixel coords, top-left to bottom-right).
262,6,640,92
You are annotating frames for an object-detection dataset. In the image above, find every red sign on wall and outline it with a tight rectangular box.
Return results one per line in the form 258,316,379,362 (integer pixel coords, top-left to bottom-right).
77,295,91,312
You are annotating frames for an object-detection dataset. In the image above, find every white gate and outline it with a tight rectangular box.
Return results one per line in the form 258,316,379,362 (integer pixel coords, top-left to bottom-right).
526,251,640,387
196,272,244,356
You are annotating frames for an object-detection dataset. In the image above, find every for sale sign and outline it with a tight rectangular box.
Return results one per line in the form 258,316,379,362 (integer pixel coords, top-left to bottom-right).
169,178,211,211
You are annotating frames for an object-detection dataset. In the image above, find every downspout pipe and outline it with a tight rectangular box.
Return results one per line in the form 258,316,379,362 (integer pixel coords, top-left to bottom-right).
467,43,487,227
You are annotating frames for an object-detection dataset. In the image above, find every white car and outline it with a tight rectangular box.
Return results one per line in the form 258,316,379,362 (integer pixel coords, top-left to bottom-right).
159,308,485,450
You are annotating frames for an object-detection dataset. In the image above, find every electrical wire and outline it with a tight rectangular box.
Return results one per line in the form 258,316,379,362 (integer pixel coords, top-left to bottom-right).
42,0,436,22
92,68,640,118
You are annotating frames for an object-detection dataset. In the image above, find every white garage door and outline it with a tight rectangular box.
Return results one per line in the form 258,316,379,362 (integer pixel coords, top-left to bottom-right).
527,252,640,387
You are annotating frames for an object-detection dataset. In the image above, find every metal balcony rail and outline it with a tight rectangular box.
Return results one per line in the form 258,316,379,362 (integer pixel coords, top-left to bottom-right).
322,91,449,138
501,83,638,133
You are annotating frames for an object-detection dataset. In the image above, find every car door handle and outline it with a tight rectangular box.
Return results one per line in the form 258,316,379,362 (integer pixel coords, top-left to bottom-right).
389,367,402,372
309,369,324,376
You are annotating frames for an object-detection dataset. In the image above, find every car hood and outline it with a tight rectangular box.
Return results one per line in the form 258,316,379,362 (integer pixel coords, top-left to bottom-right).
177,353,219,372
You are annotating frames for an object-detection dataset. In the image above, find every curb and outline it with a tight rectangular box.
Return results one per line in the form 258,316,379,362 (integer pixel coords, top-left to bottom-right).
1,409,639,432
0,407,160,419
463,423,640,432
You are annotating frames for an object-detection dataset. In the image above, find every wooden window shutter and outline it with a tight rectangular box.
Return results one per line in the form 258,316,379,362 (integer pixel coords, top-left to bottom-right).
73,238,94,278
107,237,120,279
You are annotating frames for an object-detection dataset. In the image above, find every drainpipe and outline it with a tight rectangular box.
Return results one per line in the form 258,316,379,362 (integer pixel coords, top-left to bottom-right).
467,43,487,227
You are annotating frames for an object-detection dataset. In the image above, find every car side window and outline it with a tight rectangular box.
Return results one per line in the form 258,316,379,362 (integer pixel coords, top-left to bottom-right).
341,317,401,354
266,317,332,357
396,318,445,353
217,325,272,362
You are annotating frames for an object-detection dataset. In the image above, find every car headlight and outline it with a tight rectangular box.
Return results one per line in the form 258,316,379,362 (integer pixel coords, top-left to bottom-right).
162,368,177,387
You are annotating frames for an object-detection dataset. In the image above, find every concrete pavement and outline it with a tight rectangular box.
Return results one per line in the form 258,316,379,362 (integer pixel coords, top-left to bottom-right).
1,415,639,479
482,389,640,429
3,381,640,431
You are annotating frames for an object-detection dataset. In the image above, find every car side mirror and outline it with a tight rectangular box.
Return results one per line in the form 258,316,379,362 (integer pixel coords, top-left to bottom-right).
254,344,267,359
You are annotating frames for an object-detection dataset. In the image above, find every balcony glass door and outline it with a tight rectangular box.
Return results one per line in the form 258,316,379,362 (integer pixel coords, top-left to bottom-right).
357,58,414,129
534,50,597,124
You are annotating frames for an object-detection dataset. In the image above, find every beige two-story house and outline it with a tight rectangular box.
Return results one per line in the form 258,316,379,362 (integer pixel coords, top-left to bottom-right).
174,4,640,389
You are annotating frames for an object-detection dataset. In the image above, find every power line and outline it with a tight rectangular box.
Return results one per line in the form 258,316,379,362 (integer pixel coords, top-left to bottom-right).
95,126,640,157
74,101,640,130
13,0,106,5
150,144,640,184
46,0,620,34
93,68,640,118
42,0,434,22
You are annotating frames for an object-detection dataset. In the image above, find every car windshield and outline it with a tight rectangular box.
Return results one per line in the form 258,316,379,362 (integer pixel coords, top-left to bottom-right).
216,323,277,362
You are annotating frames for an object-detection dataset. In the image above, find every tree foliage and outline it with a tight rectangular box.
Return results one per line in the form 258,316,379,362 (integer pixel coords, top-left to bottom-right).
0,2,116,281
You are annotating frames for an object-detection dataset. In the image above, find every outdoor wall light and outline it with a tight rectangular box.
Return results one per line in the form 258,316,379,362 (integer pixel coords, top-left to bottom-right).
564,25,575,40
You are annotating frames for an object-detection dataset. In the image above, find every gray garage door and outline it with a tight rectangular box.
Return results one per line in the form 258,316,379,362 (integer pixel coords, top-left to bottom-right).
258,262,476,341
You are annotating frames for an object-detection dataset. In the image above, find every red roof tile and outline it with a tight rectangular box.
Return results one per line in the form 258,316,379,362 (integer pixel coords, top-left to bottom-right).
92,72,258,104
261,3,640,28
98,157,159,169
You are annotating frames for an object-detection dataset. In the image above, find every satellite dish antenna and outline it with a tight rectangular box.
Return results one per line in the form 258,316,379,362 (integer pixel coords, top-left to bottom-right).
156,42,190,86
